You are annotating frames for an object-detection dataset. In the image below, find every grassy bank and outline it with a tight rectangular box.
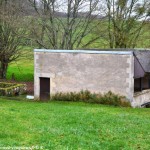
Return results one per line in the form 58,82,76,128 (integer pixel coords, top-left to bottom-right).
6,47,34,82
0,99,150,150
7,59,34,82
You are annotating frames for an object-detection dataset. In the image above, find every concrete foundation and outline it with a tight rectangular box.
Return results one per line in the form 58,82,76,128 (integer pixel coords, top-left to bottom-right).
133,90,150,107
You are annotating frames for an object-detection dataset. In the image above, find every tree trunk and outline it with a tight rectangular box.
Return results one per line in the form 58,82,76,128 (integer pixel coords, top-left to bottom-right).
0,61,8,79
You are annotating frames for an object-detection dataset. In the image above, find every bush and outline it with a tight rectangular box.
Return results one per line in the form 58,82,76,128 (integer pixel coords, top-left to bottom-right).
51,90,131,107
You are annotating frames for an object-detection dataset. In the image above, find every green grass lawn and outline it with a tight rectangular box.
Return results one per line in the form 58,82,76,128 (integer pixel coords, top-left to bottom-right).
6,47,34,82
0,98,150,150
7,58,34,82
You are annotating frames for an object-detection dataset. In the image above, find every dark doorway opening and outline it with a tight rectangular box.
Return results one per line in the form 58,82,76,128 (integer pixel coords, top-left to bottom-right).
134,78,142,92
134,75,150,92
40,77,50,101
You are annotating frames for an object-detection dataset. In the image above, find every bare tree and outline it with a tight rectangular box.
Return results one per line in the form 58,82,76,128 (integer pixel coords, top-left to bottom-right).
28,0,102,49
104,0,150,48
0,0,26,79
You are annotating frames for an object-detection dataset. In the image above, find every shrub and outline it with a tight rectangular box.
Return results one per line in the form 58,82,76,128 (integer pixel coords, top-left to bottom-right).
51,90,131,107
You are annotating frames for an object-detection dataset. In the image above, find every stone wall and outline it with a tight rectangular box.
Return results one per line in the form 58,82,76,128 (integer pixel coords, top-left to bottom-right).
34,50,134,101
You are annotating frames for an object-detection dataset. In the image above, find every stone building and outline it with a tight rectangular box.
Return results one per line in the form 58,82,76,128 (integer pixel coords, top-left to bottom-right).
34,49,150,107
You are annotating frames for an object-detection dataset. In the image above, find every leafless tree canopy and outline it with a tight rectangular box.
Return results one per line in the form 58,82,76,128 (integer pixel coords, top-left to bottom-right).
0,0,26,79
0,0,149,79
28,0,101,49
104,0,150,48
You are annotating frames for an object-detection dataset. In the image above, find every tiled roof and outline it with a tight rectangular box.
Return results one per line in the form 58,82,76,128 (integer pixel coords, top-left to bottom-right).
134,50,150,73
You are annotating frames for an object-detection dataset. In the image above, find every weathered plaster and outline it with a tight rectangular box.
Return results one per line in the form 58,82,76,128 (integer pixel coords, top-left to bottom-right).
34,50,134,101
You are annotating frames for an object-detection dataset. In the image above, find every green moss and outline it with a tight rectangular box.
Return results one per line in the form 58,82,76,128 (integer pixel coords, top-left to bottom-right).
0,82,27,96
